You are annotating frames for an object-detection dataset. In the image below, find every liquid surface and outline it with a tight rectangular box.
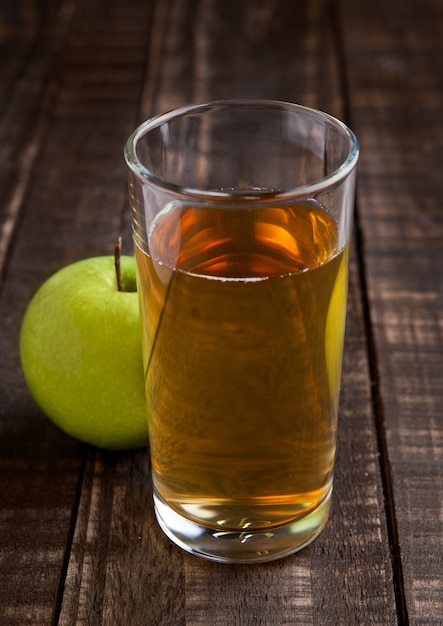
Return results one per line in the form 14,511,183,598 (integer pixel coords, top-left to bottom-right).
135,202,348,531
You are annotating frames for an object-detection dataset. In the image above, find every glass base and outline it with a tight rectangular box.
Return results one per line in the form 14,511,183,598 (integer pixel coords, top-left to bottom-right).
153,490,332,564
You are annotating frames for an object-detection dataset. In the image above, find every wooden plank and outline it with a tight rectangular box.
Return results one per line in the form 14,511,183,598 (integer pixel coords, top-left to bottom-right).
0,3,83,624
59,449,186,625
140,0,343,118
341,0,443,621
0,0,153,623
0,0,77,277
57,0,396,623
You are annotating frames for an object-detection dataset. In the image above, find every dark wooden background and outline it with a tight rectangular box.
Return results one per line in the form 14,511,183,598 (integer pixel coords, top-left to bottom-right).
1,0,442,624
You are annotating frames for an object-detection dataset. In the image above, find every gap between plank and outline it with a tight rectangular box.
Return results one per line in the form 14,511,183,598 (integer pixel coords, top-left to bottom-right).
52,445,89,626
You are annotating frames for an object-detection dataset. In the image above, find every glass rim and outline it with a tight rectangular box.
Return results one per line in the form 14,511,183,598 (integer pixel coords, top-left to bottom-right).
124,99,359,202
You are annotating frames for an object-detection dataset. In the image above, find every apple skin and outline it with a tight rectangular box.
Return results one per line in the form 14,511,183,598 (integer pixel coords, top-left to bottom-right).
20,255,148,450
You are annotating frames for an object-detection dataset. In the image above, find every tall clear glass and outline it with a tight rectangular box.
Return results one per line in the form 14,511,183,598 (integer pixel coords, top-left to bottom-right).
125,100,359,563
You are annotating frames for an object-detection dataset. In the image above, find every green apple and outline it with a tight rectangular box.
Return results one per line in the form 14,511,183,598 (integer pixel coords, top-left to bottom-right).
19,254,148,450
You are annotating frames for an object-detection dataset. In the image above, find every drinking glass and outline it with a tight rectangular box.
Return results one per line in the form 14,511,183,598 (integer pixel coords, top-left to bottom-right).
125,100,359,563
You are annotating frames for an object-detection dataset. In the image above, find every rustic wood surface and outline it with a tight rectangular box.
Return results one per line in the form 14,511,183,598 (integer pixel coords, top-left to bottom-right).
0,0,442,624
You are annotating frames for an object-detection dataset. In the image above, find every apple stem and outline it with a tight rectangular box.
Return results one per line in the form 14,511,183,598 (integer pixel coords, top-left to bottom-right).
115,237,123,292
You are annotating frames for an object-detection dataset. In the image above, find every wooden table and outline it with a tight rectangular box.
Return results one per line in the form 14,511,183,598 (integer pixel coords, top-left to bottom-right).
1,0,442,623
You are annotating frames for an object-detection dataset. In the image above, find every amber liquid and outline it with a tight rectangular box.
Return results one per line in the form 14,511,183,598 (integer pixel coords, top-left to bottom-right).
135,202,349,531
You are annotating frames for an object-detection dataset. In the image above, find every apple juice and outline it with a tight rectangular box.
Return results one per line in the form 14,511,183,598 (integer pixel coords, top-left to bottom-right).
134,201,349,531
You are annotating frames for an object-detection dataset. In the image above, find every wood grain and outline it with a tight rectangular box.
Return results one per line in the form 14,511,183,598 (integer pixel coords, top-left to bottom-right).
2,0,442,623
0,0,151,623
341,0,443,620
0,3,83,624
